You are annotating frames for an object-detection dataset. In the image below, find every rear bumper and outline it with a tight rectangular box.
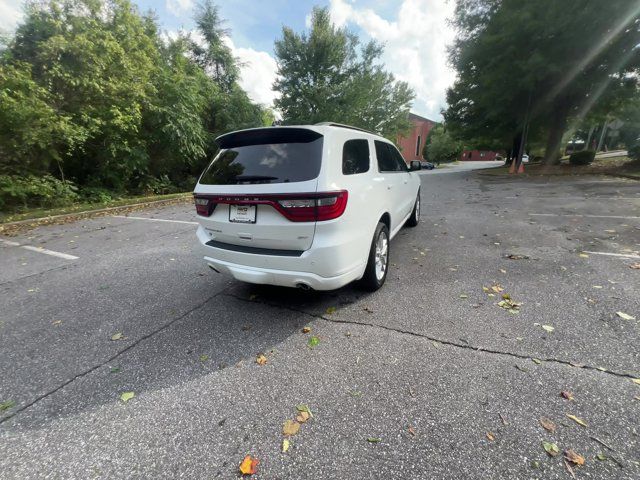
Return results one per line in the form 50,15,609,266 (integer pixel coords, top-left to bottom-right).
203,255,362,290
197,225,366,290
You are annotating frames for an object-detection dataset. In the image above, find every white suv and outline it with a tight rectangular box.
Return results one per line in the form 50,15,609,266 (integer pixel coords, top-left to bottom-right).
193,123,421,291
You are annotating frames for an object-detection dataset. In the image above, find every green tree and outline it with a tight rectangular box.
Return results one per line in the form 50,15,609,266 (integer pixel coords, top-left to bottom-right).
422,124,462,163
273,6,414,140
445,0,640,164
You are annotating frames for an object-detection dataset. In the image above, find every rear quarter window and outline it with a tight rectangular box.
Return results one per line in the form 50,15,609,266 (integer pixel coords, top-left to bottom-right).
342,139,370,175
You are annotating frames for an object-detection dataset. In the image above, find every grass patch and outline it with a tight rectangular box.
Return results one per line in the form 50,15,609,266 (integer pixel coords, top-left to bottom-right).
0,192,191,224
477,155,640,179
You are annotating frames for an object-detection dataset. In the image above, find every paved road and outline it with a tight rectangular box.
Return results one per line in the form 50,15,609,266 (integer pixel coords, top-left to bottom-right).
1,170,639,479
418,160,504,175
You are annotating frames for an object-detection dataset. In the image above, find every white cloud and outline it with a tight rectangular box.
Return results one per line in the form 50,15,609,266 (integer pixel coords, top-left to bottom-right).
329,0,456,121
225,38,279,107
166,0,194,18
0,0,24,33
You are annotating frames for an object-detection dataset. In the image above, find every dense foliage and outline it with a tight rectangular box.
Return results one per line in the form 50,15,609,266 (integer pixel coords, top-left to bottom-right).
445,0,640,163
422,124,462,163
273,7,414,140
0,0,266,210
568,150,595,166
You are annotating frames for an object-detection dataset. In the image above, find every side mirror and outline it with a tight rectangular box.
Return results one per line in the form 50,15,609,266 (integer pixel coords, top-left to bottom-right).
409,160,421,171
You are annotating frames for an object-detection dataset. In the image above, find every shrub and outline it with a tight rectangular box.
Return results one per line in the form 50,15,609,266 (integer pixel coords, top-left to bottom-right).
80,186,114,204
569,150,596,165
0,175,79,211
627,143,640,161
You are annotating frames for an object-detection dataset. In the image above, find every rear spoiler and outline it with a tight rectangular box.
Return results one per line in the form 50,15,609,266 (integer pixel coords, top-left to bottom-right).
216,127,323,149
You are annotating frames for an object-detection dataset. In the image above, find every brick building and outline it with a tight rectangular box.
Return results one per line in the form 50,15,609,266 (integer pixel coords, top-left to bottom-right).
397,113,437,162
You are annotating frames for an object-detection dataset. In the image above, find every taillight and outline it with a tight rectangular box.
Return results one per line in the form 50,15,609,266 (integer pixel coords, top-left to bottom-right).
194,196,215,216
192,191,348,222
276,192,348,222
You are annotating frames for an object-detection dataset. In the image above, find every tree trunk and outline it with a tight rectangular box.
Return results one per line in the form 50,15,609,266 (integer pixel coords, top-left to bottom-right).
543,99,570,164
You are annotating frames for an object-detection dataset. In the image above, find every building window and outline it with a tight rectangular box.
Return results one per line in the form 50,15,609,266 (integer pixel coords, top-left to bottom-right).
416,135,421,157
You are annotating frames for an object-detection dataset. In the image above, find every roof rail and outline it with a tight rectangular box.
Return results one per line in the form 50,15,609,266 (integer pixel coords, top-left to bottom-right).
315,122,376,135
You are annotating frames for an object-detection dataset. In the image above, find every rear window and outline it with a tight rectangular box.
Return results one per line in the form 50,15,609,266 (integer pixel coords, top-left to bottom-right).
342,139,370,175
199,129,324,185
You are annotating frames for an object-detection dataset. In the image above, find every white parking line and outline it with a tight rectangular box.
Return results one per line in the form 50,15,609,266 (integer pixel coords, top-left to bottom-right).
113,215,198,225
0,239,79,260
582,251,640,259
530,213,640,220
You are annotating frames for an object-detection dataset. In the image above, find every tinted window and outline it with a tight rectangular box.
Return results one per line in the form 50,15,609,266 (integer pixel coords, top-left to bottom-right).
375,141,397,172
389,144,409,171
375,141,406,172
342,139,370,175
199,138,324,185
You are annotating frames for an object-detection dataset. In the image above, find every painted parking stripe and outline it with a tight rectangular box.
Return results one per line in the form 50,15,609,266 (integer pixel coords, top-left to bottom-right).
582,251,640,259
529,213,640,220
0,239,78,260
113,215,198,225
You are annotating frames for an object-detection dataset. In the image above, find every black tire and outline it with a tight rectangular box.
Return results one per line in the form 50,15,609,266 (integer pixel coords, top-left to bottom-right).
406,191,420,227
360,222,390,291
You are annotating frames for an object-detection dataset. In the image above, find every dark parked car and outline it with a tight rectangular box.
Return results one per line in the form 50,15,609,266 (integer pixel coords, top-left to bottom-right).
420,161,435,170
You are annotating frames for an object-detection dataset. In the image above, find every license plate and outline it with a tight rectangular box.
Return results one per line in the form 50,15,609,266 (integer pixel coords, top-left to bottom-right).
229,204,256,223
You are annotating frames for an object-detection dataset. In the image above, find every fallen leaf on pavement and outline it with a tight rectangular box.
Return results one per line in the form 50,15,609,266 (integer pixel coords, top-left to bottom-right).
566,414,587,427
367,437,381,443
579,253,589,258
616,311,636,321
256,354,267,365
540,417,556,433
296,404,313,417
497,297,521,314
308,336,320,348
52,320,62,325
0,400,15,411
506,254,530,260
482,286,490,293
499,269,507,274
296,411,310,423
532,358,542,365
110,366,120,374
629,263,640,269
564,449,585,466
596,452,607,461
325,307,336,314
408,426,416,436
120,392,135,403
486,431,495,441
459,294,468,299
542,325,555,333
281,439,291,453
199,354,209,362
632,378,640,385
239,455,259,475
542,441,560,457
302,326,311,333
564,459,576,479
491,284,504,293
515,364,529,373
111,332,124,341
283,419,300,436
561,391,574,401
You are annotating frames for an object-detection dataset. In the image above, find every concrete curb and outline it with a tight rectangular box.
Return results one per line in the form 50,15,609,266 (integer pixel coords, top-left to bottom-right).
0,195,191,234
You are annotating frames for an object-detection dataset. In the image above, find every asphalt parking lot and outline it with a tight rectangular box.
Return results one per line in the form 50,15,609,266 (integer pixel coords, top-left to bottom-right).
1,168,639,479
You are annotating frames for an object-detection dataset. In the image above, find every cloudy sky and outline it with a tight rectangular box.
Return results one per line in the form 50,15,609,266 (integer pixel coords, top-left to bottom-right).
1,0,456,120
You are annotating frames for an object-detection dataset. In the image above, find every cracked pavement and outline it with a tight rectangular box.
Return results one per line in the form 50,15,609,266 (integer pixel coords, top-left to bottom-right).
1,169,639,479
